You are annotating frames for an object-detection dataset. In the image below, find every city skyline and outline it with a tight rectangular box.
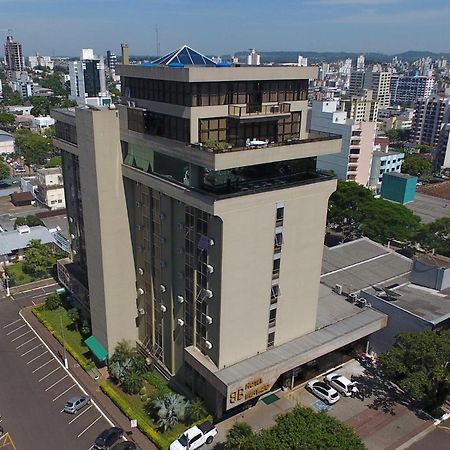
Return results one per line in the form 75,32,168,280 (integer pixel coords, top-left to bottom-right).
1,0,450,57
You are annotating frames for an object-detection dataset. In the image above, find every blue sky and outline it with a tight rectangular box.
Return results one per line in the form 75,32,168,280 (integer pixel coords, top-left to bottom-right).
1,0,449,57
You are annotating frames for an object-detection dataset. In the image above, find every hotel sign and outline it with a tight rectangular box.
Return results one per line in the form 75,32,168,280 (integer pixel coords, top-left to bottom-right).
228,377,271,408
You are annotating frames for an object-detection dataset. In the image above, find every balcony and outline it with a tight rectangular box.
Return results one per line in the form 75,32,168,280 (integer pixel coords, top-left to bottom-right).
228,103,291,120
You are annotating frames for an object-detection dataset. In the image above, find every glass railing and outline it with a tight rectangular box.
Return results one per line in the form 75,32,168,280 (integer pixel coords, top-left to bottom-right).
228,103,291,117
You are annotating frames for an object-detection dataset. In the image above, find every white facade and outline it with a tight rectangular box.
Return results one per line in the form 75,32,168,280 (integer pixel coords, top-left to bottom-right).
32,116,55,133
247,49,261,65
357,54,365,71
312,100,376,186
297,55,308,67
29,55,54,70
10,72,34,97
369,151,405,188
7,105,33,115
36,168,66,210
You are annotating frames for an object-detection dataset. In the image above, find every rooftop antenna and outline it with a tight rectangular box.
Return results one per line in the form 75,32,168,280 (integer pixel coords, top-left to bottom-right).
155,24,160,57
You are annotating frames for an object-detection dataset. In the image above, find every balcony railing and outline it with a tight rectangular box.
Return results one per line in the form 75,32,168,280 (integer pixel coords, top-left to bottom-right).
228,102,291,118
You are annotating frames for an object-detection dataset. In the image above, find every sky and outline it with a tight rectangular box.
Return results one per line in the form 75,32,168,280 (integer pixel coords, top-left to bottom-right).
1,0,450,57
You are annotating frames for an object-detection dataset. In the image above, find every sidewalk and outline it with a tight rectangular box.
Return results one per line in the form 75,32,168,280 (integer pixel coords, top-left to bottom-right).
22,306,158,450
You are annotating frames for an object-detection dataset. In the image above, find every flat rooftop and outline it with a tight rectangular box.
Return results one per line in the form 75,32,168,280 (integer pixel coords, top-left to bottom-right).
405,192,450,224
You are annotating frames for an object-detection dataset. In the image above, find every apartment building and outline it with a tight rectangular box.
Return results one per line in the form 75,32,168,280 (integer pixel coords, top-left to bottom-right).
345,89,379,122
35,167,66,210
312,100,376,186
350,70,391,108
52,46,386,417
410,94,450,146
390,74,434,106
369,150,405,190
4,35,24,73
435,124,450,170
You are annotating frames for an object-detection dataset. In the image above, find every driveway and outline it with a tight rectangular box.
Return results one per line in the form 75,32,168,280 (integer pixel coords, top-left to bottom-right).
214,360,433,450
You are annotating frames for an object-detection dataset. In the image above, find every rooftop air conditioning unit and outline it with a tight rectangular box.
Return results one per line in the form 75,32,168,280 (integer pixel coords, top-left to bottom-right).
206,264,214,274
138,288,144,295
348,293,357,303
177,318,185,327
160,304,167,312
138,268,144,275
335,284,343,295
138,308,145,316
177,295,184,304
204,289,213,299
205,341,213,350
206,315,213,325
160,284,166,293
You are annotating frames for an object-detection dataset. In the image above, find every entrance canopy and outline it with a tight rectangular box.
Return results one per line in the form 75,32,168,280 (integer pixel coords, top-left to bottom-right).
85,336,108,362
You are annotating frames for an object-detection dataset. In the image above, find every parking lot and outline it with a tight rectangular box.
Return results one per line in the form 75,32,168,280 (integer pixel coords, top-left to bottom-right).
0,299,116,450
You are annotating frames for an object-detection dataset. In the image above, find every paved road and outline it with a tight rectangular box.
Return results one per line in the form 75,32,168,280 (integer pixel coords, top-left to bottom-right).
11,280,60,307
0,297,116,450
409,419,450,450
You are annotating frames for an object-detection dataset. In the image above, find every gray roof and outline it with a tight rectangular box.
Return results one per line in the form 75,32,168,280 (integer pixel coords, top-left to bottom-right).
0,226,56,256
321,238,412,293
0,130,14,143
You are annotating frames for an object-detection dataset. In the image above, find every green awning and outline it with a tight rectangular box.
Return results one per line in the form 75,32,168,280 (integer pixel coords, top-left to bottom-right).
85,336,108,362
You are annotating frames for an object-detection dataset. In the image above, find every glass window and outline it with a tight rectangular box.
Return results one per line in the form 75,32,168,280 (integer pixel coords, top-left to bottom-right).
267,332,275,348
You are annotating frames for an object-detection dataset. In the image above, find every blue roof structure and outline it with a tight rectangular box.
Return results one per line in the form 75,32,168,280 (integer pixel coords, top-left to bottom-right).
152,45,217,67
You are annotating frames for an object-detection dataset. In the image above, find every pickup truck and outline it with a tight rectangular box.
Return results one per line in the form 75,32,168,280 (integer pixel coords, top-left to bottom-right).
169,422,218,450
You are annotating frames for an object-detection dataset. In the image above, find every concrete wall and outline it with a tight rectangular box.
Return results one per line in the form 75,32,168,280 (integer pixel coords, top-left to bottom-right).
359,291,431,353
75,108,138,355
411,259,450,291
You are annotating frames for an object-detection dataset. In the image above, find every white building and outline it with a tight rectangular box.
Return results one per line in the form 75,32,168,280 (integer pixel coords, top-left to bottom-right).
29,54,54,70
369,150,405,190
7,105,33,115
297,55,308,67
391,74,435,105
435,124,450,170
35,167,66,210
69,48,110,107
311,101,376,186
10,72,34,97
247,48,261,65
32,116,55,134
357,54,365,71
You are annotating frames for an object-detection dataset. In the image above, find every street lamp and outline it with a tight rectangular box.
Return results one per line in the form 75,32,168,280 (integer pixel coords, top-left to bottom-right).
5,274,10,297
60,313,68,369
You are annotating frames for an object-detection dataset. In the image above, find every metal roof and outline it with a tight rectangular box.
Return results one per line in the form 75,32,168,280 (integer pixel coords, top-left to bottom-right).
0,225,57,256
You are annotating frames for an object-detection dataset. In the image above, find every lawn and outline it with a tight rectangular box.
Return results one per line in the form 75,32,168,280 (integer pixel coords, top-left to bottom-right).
33,305,95,371
6,261,38,285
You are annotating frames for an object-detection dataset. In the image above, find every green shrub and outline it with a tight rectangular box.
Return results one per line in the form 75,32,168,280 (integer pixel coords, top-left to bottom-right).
44,293,61,310
143,372,172,401
185,398,208,423
122,371,144,395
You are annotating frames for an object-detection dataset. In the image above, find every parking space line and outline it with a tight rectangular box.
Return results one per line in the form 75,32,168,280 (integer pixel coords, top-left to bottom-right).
88,445,94,450
53,383,76,402
32,358,54,373
45,374,68,392
11,330,32,342
68,405,93,424
27,351,48,365
16,336,37,349
3,318,22,328
77,415,102,438
6,324,26,335
20,343,43,357
38,367,60,382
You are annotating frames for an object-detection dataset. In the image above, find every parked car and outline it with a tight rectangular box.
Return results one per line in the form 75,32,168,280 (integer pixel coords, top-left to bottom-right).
63,395,91,414
306,379,340,405
94,427,124,449
111,442,137,450
325,373,359,397
170,422,218,450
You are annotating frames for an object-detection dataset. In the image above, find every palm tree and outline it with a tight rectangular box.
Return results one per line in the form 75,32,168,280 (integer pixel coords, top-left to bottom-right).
150,393,189,431
122,371,144,394
186,398,207,423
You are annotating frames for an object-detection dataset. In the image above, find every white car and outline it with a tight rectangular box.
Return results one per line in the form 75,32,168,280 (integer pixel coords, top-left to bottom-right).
325,373,359,397
306,379,340,404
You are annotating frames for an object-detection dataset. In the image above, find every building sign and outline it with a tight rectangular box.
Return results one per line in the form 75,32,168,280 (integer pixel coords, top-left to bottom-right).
228,377,271,407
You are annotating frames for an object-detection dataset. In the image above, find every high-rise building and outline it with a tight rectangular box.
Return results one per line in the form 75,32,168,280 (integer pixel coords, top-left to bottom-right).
11,72,34,97
345,89,379,122
349,70,365,97
312,100,376,186
435,124,450,170
106,50,117,72
390,74,435,106
356,54,365,72
69,48,110,107
297,55,308,67
28,54,54,70
52,46,386,417
350,70,392,108
410,94,450,146
247,48,260,65
4,35,25,73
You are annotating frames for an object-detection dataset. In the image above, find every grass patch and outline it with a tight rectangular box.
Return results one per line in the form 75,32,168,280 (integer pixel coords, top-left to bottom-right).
32,305,95,371
6,261,38,285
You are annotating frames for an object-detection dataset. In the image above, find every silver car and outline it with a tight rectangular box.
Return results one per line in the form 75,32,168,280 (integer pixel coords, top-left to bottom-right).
64,395,91,414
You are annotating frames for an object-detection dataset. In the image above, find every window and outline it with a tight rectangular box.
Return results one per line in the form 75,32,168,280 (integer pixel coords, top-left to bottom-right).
271,284,279,303
380,160,386,166
267,332,275,348
274,232,283,250
272,258,280,279
269,308,277,328
276,206,284,226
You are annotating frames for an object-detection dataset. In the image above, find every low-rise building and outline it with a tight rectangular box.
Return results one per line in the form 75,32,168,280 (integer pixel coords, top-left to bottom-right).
380,172,417,204
369,149,405,189
0,130,14,154
35,167,66,210
32,116,55,134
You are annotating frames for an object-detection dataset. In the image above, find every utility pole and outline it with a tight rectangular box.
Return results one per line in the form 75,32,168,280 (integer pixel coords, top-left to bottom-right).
5,274,10,297
60,314,68,369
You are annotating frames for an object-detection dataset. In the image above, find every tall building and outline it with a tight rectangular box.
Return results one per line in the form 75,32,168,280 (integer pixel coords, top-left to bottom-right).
106,50,117,72
390,74,435,105
356,54,365,72
365,71,392,108
4,35,24,72
247,48,260,65
29,54,54,70
11,72,34,97
312,100,376,186
345,89,379,122
52,46,386,417
349,70,365,97
435,124,450,170
69,49,110,107
410,94,450,146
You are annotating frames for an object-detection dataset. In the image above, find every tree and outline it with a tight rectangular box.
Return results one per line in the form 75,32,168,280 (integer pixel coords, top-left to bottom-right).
149,393,188,431
15,128,53,165
44,292,61,310
67,307,80,326
224,406,365,450
22,239,55,277
402,154,433,177
380,331,450,412
80,320,91,337
1,85,24,106
14,215,44,228
416,217,450,257
0,160,10,180
225,423,253,450
0,112,15,126
46,156,62,168
122,370,144,395
185,398,208,423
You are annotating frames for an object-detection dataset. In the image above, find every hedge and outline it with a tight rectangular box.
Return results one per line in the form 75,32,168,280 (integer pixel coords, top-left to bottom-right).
100,380,171,450
32,306,95,372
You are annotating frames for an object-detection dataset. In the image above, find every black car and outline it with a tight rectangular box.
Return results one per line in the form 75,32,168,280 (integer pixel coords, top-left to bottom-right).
111,442,137,450
94,427,124,449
